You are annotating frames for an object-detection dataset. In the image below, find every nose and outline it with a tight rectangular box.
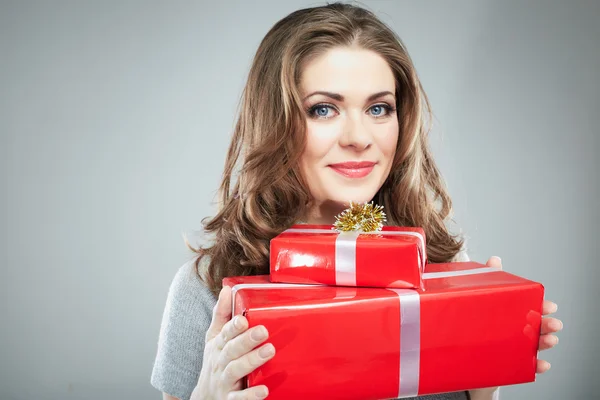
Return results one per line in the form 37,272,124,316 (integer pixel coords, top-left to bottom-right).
339,112,372,151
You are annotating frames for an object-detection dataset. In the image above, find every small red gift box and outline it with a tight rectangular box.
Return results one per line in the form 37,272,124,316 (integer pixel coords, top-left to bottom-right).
224,262,543,400
269,224,426,289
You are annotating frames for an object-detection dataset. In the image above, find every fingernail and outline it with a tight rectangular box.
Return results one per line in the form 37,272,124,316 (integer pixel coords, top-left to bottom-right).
251,326,268,341
256,386,269,399
553,336,559,345
492,256,502,263
259,343,275,358
552,303,558,313
551,320,563,331
233,316,243,329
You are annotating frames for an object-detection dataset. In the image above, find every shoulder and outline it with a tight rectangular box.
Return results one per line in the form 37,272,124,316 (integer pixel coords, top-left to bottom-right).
171,256,216,305
161,256,217,327
452,247,470,262
150,256,217,400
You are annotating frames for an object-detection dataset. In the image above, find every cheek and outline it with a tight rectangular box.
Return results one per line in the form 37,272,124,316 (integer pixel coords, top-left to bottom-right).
302,121,339,163
375,119,399,157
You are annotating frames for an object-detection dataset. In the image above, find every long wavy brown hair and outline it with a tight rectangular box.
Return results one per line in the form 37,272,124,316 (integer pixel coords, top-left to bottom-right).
186,2,464,296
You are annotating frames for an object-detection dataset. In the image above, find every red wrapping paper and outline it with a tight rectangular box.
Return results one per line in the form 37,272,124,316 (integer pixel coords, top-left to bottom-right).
224,262,544,399
270,224,426,289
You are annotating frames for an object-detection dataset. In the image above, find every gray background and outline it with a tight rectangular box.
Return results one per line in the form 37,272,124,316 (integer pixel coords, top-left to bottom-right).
1,0,598,399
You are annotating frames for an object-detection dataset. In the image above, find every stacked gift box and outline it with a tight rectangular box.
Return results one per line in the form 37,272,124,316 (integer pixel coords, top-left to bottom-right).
223,213,544,399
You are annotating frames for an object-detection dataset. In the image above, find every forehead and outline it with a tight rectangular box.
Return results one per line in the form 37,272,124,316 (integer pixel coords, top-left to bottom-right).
299,46,396,97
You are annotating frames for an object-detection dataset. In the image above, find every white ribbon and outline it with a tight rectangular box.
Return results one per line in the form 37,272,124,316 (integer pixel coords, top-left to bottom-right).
422,266,501,280
282,228,426,286
335,231,360,286
388,288,421,398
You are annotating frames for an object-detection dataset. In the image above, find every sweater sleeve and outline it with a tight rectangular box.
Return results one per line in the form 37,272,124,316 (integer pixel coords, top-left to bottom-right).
150,258,217,400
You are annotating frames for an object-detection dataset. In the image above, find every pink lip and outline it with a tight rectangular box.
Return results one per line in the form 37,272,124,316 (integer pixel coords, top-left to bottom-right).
328,161,376,178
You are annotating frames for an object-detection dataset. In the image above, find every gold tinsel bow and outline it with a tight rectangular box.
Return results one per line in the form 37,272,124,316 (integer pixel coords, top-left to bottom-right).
333,202,386,232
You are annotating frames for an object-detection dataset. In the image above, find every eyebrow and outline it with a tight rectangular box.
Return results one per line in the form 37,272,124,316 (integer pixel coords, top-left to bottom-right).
302,90,395,102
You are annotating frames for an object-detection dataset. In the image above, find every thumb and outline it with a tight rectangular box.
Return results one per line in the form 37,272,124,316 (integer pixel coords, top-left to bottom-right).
206,285,232,341
486,256,503,270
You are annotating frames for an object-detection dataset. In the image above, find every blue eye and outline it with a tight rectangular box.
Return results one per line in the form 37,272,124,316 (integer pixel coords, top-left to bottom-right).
369,104,395,118
308,104,337,119
371,105,384,116
316,106,330,117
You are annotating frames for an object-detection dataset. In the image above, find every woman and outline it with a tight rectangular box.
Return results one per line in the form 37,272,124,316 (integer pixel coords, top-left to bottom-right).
151,3,562,400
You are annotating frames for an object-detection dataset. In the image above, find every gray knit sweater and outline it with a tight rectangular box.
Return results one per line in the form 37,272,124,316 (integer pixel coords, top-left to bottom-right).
151,253,474,400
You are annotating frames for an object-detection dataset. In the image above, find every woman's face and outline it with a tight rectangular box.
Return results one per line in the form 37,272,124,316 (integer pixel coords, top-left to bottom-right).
298,46,399,217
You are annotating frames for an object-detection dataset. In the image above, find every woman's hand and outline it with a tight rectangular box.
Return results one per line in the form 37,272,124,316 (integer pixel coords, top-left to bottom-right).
191,286,276,400
469,256,563,400
485,255,562,371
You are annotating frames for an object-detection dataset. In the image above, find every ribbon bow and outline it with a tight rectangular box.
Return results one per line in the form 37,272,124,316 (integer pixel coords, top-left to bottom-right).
333,202,386,233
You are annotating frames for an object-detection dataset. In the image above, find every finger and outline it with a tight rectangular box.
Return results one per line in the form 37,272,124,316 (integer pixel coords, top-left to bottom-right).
486,256,502,270
542,300,558,315
223,343,276,386
541,317,563,334
206,286,233,341
226,385,269,400
538,334,559,351
214,315,250,352
536,359,551,374
219,325,269,369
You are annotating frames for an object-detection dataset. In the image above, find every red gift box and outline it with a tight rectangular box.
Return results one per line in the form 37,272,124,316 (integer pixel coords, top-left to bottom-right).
270,224,426,289
224,262,543,400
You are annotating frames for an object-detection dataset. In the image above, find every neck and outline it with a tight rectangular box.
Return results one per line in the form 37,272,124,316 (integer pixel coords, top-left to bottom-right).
301,201,348,225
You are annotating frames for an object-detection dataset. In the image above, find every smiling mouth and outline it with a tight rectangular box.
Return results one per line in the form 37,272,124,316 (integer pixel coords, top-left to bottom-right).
328,162,376,178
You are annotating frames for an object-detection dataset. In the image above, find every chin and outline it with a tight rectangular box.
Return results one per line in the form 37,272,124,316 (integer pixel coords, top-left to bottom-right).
329,189,379,205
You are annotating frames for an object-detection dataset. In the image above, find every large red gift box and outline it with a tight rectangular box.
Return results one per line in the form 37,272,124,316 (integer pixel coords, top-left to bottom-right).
224,262,543,400
270,224,426,289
